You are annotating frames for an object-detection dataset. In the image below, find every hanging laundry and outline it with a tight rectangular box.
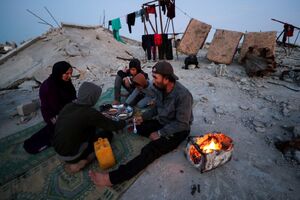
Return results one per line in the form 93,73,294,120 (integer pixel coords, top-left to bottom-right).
167,1,175,19
145,4,157,21
136,8,145,23
154,34,163,46
142,34,155,60
158,34,168,60
160,0,169,14
146,5,156,14
111,18,125,43
126,12,136,33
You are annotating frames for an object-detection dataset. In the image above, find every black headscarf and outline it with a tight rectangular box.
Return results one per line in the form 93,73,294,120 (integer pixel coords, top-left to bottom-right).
49,61,76,105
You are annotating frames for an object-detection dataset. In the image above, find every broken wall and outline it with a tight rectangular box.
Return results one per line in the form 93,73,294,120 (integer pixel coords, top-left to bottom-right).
177,18,211,55
239,31,277,63
207,29,243,64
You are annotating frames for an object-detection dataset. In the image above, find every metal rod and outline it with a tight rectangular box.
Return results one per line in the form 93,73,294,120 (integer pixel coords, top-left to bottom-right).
44,6,60,27
158,0,164,34
26,9,54,28
271,18,300,30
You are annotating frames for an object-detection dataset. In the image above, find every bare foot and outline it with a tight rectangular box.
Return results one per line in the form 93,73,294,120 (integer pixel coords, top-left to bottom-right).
89,170,113,187
64,159,87,174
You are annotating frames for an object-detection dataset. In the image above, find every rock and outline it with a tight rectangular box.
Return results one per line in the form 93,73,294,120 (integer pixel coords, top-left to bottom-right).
239,105,250,111
294,151,300,163
272,113,283,120
65,42,81,57
213,106,226,115
293,126,300,138
204,117,214,124
255,127,266,133
252,120,265,128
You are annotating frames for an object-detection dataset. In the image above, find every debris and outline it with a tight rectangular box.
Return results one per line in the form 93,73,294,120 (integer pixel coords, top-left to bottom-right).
191,184,197,195
241,46,276,77
215,64,228,77
116,56,132,61
267,80,300,92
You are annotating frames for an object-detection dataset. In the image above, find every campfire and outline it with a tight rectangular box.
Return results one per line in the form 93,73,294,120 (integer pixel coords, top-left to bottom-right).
185,133,234,172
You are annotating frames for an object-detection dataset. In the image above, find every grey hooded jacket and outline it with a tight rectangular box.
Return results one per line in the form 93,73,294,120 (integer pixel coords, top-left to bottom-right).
53,82,126,156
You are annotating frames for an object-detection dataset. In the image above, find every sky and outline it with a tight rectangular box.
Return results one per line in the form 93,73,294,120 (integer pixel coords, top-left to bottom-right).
1,0,300,45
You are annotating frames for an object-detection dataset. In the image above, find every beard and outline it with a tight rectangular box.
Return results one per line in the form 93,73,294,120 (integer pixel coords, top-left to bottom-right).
153,82,166,92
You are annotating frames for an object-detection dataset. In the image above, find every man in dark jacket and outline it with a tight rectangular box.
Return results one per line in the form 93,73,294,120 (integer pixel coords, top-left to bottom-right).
89,61,193,186
53,82,126,173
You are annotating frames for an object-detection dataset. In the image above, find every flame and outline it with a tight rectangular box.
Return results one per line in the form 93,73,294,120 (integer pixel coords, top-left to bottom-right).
201,138,222,153
188,133,233,164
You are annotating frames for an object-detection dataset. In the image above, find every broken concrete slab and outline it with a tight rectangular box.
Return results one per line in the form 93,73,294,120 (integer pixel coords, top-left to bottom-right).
17,100,40,116
177,18,211,55
207,29,243,64
239,31,277,63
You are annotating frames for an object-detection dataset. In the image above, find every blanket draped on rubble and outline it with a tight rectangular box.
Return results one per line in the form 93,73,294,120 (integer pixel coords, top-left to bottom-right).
0,88,149,200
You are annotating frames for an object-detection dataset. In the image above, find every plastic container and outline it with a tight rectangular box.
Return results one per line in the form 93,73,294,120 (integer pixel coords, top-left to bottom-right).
94,138,116,169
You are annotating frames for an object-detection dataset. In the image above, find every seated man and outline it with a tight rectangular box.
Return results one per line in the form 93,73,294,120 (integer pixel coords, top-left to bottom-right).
125,73,157,108
89,61,193,186
53,82,126,173
113,58,148,105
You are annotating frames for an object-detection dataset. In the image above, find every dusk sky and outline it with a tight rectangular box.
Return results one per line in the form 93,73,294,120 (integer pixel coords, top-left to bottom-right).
1,0,300,45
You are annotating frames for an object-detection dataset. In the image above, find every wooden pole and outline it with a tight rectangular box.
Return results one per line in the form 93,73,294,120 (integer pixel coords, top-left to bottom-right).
171,19,178,59
158,0,164,34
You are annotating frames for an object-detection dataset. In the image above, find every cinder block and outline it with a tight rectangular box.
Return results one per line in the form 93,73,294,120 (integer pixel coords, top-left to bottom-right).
177,18,211,55
17,99,40,116
239,31,277,63
207,29,243,64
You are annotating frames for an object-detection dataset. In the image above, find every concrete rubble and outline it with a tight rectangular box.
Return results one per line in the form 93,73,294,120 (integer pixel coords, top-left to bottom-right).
0,24,299,200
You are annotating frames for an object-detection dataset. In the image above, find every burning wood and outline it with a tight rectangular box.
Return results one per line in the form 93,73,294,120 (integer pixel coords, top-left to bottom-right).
185,133,234,172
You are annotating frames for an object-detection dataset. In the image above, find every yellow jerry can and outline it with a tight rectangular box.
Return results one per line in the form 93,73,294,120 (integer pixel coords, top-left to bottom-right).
94,138,116,169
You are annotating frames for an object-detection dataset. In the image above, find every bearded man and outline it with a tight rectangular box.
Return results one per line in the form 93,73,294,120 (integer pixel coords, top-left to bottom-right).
89,61,193,186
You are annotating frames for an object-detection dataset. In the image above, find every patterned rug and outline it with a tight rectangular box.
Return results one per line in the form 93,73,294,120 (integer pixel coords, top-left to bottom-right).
0,88,149,200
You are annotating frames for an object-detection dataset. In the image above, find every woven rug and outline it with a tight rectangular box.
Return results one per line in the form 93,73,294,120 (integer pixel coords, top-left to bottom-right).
0,88,149,200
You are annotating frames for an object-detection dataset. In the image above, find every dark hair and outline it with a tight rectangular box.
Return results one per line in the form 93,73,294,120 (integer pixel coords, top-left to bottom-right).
129,58,141,72
162,74,176,83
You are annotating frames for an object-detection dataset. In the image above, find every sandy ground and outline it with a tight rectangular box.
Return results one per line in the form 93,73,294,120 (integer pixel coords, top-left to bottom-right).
0,26,299,200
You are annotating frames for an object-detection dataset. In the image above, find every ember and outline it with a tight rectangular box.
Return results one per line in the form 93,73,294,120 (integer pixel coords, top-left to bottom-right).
185,133,234,172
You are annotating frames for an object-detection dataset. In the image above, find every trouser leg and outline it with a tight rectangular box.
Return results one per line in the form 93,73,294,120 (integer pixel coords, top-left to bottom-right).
114,75,123,102
109,127,189,184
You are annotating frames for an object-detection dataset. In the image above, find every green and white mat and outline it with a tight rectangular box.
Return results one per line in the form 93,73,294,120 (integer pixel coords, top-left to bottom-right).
0,88,148,200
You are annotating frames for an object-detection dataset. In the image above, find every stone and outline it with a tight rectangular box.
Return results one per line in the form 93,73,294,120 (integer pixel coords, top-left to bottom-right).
207,29,243,64
293,126,300,138
204,117,214,124
239,105,250,111
294,151,300,163
17,100,40,116
177,19,211,55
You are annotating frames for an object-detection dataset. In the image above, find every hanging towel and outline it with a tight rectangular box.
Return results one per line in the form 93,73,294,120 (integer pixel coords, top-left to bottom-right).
111,18,121,31
111,18,124,43
127,12,136,33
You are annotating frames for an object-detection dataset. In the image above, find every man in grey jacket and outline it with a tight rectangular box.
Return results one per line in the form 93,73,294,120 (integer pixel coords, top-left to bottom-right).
89,61,193,186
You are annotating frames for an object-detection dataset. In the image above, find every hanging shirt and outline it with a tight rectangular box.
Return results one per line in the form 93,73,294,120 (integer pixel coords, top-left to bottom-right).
126,12,136,33
167,1,175,19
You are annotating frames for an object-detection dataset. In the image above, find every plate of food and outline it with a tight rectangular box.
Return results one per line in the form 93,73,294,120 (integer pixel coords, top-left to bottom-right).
101,104,133,120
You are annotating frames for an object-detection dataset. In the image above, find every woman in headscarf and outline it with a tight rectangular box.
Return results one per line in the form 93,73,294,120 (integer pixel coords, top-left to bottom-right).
23,61,76,154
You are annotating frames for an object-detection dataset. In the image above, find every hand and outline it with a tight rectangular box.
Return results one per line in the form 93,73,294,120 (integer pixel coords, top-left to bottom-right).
134,116,143,125
149,131,160,141
123,77,131,88
50,116,57,125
